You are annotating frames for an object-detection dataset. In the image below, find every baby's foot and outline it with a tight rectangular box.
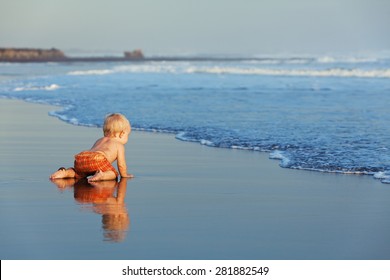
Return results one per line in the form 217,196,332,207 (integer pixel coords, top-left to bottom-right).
88,170,117,182
88,170,104,182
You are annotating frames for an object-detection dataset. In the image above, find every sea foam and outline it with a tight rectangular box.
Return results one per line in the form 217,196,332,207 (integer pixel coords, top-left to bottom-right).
186,67,390,78
14,84,60,91
66,63,390,79
67,64,181,76
374,172,390,184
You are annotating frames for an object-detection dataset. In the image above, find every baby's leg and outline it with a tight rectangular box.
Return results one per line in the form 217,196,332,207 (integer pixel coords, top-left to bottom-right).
50,167,76,179
88,170,117,182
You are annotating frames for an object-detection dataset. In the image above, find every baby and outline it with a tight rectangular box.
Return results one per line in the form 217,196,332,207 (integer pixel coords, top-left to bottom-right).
50,113,134,182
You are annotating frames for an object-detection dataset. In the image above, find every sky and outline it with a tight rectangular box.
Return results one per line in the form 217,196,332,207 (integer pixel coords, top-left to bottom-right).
0,0,389,56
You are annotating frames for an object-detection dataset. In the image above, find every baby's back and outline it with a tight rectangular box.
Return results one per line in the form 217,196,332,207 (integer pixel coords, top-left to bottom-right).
90,137,119,163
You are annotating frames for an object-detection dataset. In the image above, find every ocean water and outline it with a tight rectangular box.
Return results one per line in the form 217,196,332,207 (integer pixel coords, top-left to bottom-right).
1,54,390,183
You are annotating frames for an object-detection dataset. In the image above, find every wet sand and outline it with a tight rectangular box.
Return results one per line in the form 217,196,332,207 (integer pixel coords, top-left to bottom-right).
0,99,389,260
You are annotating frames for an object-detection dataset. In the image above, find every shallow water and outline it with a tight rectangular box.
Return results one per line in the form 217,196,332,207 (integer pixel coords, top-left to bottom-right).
1,153,390,260
1,157,390,259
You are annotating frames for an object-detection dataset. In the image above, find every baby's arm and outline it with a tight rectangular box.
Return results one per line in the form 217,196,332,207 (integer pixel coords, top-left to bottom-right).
117,144,134,178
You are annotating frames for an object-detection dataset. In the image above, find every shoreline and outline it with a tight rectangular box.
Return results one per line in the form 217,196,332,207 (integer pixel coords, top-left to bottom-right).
40,98,389,184
0,47,257,63
1,98,390,260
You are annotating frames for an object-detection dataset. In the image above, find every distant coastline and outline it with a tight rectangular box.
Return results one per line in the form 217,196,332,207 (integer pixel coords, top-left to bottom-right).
0,47,273,62
0,47,145,62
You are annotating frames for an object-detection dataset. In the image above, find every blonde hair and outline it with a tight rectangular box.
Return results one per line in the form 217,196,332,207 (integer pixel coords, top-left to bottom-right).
103,113,130,137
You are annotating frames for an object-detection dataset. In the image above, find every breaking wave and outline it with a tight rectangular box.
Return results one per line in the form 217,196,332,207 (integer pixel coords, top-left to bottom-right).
186,67,390,78
67,63,390,79
13,83,60,91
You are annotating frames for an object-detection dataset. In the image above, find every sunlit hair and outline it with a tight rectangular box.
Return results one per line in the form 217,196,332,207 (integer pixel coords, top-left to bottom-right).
103,113,130,137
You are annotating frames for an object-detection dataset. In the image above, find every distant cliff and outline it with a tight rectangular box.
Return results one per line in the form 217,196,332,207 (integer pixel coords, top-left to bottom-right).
124,49,144,60
0,48,66,62
0,47,145,62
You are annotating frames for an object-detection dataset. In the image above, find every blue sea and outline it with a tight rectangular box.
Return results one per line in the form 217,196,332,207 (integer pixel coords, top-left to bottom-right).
1,54,390,183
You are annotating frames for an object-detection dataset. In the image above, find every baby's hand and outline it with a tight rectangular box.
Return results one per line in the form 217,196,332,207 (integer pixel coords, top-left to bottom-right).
123,173,134,178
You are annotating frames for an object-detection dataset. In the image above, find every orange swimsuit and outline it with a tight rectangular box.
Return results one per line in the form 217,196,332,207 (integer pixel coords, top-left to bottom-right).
74,151,119,178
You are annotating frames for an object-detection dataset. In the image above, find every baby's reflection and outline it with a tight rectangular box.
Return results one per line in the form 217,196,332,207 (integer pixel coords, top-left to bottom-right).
51,177,130,243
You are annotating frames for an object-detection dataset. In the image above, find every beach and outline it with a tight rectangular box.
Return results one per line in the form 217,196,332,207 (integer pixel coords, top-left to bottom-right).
1,98,389,260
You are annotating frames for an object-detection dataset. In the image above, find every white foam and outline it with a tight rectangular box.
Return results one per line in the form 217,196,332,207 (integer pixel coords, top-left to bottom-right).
374,172,390,184
44,84,60,90
316,55,378,64
231,145,252,150
269,150,284,160
245,58,310,65
68,69,114,75
269,150,291,167
374,171,390,181
186,66,390,78
14,83,60,91
65,59,390,79
67,64,181,76
175,132,188,141
200,139,215,146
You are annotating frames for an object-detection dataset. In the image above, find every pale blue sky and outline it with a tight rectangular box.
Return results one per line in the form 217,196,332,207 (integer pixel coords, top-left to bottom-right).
0,0,389,55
